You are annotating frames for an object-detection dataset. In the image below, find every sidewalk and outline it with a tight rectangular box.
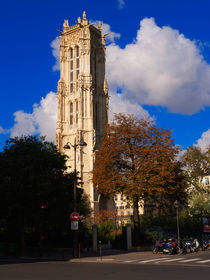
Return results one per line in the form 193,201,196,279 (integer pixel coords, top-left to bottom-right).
0,246,152,264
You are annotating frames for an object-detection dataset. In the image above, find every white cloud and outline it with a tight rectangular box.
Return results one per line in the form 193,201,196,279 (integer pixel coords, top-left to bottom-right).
51,38,60,71
106,18,210,115
10,111,37,138
109,91,150,120
9,92,57,142
118,0,125,9
33,92,57,141
196,128,210,151
0,126,9,135
100,22,121,43
91,21,121,43
49,17,210,126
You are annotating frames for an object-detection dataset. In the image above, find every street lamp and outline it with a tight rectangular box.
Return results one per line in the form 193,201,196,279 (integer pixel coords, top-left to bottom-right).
64,136,87,258
174,200,180,251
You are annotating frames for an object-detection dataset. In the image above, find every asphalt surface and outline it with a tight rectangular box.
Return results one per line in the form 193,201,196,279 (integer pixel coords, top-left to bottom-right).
0,261,210,280
0,250,210,280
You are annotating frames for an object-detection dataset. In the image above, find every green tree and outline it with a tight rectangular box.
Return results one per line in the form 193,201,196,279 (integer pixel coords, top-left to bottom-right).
93,114,187,244
182,146,210,216
182,146,209,189
0,136,90,254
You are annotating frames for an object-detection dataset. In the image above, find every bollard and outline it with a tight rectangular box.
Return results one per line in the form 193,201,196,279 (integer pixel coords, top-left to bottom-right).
92,224,98,252
78,243,80,258
99,241,102,261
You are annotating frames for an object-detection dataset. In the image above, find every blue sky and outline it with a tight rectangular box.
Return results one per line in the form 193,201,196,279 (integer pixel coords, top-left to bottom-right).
0,0,210,151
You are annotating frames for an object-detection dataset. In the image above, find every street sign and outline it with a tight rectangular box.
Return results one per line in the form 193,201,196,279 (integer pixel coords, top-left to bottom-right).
71,221,79,230
70,212,79,222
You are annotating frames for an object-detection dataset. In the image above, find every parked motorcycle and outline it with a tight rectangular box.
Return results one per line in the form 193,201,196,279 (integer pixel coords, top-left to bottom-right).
152,239,165,254
162,238,177,255
202,240,209,250
152,238,177,255
181,240,193,254
191,239,200,252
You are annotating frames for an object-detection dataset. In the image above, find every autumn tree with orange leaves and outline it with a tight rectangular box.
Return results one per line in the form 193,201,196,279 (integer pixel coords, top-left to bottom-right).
93,114,187,245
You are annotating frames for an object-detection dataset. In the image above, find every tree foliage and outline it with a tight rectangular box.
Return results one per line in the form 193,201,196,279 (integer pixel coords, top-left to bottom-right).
182,145,210,216
182,146,210,189
93,114,187,243
0,136,90,251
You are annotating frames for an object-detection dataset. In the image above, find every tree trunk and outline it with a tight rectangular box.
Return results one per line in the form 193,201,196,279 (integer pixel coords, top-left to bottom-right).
133,197,140,246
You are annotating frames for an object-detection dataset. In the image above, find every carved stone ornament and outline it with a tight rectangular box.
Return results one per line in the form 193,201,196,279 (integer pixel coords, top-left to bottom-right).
57,80,67,94
81,49,90,55
60,55,67,63
56,121,62,129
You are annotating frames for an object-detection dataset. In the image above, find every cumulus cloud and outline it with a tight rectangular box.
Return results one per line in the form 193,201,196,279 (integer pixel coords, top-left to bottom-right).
118,0,126,9
51,38,60,71
196,128,210,151
50,17,210,118
8,92,57,142
106,17,210,115
10,111,37,138
91,21,121,43
0,126,9,134
109,91,150,120
33,92,57,140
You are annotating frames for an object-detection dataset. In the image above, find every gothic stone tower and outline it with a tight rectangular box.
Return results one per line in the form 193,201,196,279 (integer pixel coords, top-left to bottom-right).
55,12,109,213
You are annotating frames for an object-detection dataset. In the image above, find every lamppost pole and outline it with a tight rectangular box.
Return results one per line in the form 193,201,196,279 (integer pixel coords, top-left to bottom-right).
72,137,78,258
64,135,87,258
73,136,77,212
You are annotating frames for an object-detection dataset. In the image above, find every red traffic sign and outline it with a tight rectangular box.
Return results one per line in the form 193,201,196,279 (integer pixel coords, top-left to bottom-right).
70,212,79,222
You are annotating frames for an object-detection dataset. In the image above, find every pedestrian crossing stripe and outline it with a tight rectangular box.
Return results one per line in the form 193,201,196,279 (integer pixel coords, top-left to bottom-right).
122,257,210,264
124,260,138,263
179,258,201,263
139,257,170,263
154,257,185,263
196,259,210,264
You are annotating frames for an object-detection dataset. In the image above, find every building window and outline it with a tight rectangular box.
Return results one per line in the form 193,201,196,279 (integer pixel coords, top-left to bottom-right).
70,102,73,129
76,46,79,80
76,101,78,128
205,177,209,186
70,48,73,93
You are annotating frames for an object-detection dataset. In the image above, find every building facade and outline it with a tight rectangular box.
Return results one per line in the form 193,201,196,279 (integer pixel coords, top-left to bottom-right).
55,12,109,213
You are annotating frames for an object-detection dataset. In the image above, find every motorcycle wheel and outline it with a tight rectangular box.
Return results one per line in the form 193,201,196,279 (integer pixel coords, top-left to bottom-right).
152,248,158,254
168,247,173,255
186,247,191,254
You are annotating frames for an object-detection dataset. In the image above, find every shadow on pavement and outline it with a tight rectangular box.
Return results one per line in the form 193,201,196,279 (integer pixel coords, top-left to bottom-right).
0,246,152,265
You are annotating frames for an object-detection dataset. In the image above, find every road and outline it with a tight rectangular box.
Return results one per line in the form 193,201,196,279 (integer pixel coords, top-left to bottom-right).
0,250,210,280
77,249,210,266
0,261,210,280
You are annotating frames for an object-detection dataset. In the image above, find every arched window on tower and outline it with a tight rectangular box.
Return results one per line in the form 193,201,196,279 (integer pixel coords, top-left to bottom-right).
70,102,73,129
70,48,73,93
76,101,78,128
94,102,99,130
76,46,80,80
